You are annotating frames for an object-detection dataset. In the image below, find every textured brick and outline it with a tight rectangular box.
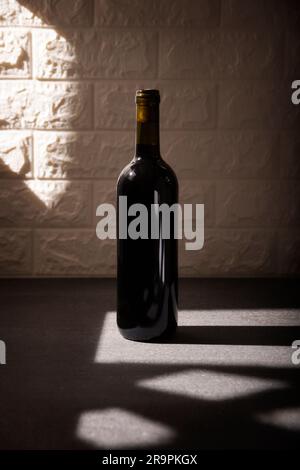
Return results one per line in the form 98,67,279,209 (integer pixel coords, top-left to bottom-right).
160,31,282,79
0,180,91,227
221,0,286,29
0,81,92,129
0,0,93,26
180,181,215,227
159,81,217,130
218,82,300,130
0,0,298,278
219,82,277,129
35,230,115,276
160,0,220,27
95,0,220,27
95,0,160,26
94,180,118,209
0,30,31,77
94,180,117,227
36,131,133,179
219,31,283,79
280,132,300,178
216,181,300,228
0,131,32,177
95,81,153,129
0,0,39,25
278,230,300,275
159,31,218,79
161,131,280,179
95,81,217,130
0,229,32,275
285,32,300,78
35,29,157,79
179,229,277,277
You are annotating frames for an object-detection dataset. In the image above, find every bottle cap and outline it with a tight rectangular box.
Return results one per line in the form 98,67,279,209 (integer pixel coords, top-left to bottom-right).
136,89,160,104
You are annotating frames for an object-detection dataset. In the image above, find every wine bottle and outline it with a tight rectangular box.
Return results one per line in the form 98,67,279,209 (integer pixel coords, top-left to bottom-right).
117,89,178,342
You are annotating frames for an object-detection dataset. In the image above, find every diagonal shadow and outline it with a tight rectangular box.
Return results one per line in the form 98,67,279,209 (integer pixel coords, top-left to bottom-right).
178,278,300,310
0,162,47,219
164,325,300,346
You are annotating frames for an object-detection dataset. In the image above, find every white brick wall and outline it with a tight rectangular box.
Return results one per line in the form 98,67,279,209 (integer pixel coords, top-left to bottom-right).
0,0,299,277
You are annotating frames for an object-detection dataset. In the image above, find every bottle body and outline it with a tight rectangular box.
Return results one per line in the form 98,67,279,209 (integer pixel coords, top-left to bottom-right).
117,90,178,342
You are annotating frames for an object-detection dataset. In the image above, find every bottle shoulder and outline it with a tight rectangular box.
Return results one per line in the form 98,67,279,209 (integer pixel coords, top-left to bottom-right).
117,157,178,189
117,159,135,185
157,158,178,187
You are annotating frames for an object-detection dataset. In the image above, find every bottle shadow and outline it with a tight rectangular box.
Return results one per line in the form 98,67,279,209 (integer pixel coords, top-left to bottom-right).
166,325,300,346
1,279,300,450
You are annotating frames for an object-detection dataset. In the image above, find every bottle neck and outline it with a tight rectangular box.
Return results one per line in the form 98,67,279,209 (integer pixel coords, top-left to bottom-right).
135,101,160,159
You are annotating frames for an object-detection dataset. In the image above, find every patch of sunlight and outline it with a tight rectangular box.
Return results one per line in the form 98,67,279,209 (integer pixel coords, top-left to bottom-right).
77,408,175,449
0,131,31,175
25,179,71,209
178,309,300,326
137,370,286,401
257,407,300,431
94,311,292,367
1,2,76,206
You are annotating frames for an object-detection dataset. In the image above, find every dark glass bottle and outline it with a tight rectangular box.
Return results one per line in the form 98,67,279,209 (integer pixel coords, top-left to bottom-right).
117,89,178,342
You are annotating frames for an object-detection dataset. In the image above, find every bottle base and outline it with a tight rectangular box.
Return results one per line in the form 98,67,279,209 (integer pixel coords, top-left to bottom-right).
118,323,177,343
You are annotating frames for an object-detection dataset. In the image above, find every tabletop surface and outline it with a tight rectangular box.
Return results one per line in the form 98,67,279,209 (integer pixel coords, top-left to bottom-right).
1,278,299,450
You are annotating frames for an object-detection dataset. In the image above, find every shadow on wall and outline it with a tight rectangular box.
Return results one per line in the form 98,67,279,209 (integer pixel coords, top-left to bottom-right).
0,1,117,277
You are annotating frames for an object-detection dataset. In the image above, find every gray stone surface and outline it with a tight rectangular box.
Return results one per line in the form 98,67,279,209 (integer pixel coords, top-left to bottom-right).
0,279,299,449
